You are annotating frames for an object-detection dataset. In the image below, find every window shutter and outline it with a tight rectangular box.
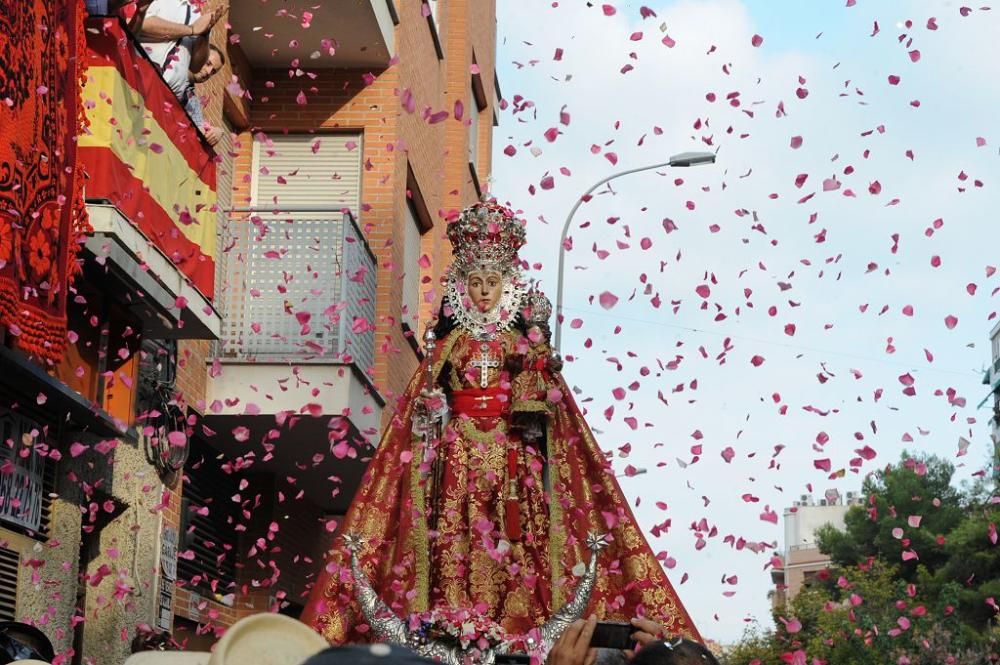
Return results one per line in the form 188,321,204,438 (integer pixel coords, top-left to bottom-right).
468,87,479,167
402,202,422,330
252,134,363,216
178,448,239,595
0,546,17,621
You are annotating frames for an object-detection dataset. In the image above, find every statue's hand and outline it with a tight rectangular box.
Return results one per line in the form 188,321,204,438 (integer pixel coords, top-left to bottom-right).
415,388,448,428
546,352,564,373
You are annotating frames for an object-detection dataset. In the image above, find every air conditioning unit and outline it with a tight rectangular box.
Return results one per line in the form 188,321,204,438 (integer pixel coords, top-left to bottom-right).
819,499,828,506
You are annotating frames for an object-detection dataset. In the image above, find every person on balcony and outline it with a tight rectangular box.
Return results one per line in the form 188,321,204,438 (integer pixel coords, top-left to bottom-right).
139,0,226,145
84,0,153,31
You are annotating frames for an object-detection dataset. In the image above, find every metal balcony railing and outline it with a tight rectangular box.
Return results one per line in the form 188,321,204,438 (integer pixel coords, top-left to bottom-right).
215,208,377,374
0,411,45,532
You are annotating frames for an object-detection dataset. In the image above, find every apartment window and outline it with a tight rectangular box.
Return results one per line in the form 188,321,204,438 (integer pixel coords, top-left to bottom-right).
178,441,240,600
221,133,376,370
402,201,423,332
425,0,444,59
468,86,479,168
0,410,48,534
469,69,487,176
403,166,432,347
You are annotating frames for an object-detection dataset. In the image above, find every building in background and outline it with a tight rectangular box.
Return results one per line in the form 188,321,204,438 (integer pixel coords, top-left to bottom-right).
981,321,1000,486
769,489,862,608
0,0,499,661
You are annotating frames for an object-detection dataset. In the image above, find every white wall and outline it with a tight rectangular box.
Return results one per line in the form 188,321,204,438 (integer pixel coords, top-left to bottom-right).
783,504,849,552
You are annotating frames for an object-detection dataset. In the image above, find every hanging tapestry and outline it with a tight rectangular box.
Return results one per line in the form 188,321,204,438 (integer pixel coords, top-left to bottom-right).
0,0,90,362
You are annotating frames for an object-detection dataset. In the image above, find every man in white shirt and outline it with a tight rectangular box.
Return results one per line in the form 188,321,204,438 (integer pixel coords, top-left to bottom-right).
140,0,226,144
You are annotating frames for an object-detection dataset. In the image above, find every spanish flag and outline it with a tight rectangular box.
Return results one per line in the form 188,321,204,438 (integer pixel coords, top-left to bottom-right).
79,17,217,299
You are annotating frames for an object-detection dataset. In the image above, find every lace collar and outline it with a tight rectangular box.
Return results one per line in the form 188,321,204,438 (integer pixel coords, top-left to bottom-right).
444,277,525,340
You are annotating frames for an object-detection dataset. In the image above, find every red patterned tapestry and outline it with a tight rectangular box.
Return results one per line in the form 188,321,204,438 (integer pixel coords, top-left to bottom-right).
0,0,90,362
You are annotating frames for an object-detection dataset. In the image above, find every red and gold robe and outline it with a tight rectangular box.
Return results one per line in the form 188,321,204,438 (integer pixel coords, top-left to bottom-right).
302,328,700,642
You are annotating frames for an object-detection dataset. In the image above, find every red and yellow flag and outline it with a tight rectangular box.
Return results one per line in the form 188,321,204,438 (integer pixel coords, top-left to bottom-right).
79,18,217,299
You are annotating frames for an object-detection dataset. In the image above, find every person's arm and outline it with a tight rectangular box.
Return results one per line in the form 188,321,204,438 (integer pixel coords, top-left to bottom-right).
140,4,224,41
118,0,155,33
139,15,194,41
185,92,205,127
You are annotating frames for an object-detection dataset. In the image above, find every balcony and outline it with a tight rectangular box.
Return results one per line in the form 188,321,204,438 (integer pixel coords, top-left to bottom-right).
84,204,221,340
230,0,397,69
204,208,382,513
79,17,218,302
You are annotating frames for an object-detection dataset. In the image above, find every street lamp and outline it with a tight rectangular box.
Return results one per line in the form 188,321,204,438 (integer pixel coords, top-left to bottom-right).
553,151,717,351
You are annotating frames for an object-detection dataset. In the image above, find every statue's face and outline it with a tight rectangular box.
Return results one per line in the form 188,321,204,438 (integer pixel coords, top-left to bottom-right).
466,271,503,313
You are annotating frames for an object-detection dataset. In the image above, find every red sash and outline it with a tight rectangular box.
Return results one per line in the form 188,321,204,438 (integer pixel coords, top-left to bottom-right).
450,387,511,418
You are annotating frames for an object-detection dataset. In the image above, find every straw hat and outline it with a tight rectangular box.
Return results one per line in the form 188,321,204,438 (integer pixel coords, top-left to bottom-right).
124,614,328,665
14,661,51,664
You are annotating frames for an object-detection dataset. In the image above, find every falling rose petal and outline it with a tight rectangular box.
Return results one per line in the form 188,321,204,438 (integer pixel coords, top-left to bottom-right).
661,34,676,48
167,431,187,447
976,137,987,147
944,315,958,329
296,90,308,105
790,135,803,149
751,34,764,47
909,49,921,62
907,515,922,528
540,175,555,190
892,527,905,539
149,143,164,154
70,442,89,457
888,74,901,85
598,291,619,310
721,447,735,463
750,355,765,367
759,506,778,524
36,392,47,405
602,4,616,16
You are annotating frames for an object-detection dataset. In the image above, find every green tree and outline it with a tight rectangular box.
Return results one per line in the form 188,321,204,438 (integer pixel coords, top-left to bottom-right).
816,453,965,581
724,452,1000,664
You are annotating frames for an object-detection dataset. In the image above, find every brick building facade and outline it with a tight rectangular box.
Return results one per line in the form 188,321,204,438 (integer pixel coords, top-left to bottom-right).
0,1,499,662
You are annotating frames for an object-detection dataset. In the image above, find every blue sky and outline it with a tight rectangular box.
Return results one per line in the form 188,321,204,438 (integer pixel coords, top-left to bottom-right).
492,0,1000,644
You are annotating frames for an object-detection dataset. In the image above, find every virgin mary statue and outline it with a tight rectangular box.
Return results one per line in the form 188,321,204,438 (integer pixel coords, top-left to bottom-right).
302,200,699,644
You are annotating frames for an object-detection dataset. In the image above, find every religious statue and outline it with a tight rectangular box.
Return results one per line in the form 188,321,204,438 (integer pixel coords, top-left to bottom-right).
301,200,699,654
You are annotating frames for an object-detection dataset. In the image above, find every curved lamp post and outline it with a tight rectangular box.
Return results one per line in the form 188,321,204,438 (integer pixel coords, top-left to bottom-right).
553,151,717,351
